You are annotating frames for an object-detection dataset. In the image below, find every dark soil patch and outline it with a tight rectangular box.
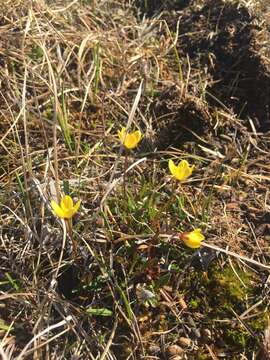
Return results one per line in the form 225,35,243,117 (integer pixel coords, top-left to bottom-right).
150,85,211,149
166,0,270,132
139,0,270,150
134,0,192,17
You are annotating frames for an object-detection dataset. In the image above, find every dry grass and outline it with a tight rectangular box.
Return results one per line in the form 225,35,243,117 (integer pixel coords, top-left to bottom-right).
0,0,270,359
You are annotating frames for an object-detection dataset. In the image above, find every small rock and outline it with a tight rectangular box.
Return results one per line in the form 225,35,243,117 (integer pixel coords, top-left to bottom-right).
187,315,196,328
192,327,201,338
178,337,192,348
178,297,187,310
166,344,183,356
95,217,104,227
201,328,212,343
148,344,161,355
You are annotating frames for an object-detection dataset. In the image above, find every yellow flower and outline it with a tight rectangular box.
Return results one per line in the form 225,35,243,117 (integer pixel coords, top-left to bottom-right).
51,195,81,219
118,127,142,150
169,159,194,182
180,228,205,249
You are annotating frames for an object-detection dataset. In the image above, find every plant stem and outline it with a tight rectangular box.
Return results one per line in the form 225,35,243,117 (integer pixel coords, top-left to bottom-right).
66,218,77,260
123,149,128,198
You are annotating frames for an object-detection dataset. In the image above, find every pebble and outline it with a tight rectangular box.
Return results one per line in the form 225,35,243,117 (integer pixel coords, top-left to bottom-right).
201,328,212,343
187,315,196,328
166,344,183,356
178,297,187,310
192,327,201,338
178,337,192,348
148,344,161,355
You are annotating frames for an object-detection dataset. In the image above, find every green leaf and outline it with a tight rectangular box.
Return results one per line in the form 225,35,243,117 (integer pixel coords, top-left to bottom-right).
5,272,19,291
156,273,171,288
0,321,12,331
63,180,70,195
86,307,113,317
116,285,133,320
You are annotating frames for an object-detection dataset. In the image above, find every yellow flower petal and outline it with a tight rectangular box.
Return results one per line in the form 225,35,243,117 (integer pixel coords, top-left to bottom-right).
180,160,194,178
73,200,81,214
181,229,205,249
118,127,126,144
118,127,142,149
125,134,138,149
61,195,73,211
51,196,81,219
51,200,66,219
178,159,189,171
63,208,76,219
169,159,178,178
169,159,194,181
133,130,142,143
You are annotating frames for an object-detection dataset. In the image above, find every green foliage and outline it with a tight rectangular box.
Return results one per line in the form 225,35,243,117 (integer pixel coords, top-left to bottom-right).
2,273,20,291
189,298,200,309
30,45,43,62
173,195,187,221
0,320,12,332
107,177,161,234
181,263,267,354
215,266,252,302
226,328,249,348
58,88,74,152
86,307,113,317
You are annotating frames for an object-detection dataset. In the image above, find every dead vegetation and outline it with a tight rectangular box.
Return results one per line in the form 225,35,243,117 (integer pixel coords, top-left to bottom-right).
0,0,270,359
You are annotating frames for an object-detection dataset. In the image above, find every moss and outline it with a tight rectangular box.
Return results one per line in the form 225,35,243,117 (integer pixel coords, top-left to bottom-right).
214,266,252,301
248,311,268,332
226,327,249,348
206,265,253,317
189,298,200,309
181,262,266,356
191,349,217,360
30,45,43,62
196,353,211,360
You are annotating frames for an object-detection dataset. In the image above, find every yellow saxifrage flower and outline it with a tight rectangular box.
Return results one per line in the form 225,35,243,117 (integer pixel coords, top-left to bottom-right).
180,229,205,249
51,195,81,219
118,127,142,150
169,159,194,182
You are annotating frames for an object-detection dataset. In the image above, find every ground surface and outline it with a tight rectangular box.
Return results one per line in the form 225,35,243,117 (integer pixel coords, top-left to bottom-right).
0,0,270,359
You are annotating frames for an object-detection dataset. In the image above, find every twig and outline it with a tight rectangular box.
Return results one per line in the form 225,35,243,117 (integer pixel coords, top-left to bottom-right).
17,316,73,360
202,242,270,272
99,319,118,360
